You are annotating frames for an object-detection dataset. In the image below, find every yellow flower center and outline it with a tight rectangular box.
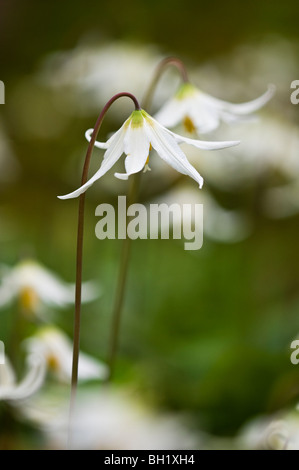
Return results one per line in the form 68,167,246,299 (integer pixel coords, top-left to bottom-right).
47,354,60,371
183,115,196,134
19,287,39,315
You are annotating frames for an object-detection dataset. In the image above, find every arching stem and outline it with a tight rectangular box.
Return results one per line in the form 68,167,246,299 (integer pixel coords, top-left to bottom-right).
142,56,189,111
67,92,140,448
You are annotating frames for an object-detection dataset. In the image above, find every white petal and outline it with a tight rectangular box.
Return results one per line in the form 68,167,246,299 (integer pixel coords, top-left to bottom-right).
0,354,46,401
85,129,109,149
145,121,204,188
0,358,16,388
200,84,276,116
189,101,220,134
154,98,188,128
58,125,126,199
115,121,150,179
168,128,240,150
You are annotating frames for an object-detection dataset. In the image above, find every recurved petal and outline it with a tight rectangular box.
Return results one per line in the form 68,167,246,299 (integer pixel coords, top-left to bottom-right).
85,129,110,149
168,128,240,150
58,125,126,199
200,84,276,115
146,121,204,188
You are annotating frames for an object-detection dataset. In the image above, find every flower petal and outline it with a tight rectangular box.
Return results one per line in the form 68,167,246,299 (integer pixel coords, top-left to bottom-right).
58,125,126,199
168,128,240,150
154,97,188,129
85,129,110,149
200,84,276,116
145,120,204,188
0,354,46,401
114,121,150,180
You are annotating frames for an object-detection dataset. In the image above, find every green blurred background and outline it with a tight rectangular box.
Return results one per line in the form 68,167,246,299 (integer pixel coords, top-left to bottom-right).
1,0,299,448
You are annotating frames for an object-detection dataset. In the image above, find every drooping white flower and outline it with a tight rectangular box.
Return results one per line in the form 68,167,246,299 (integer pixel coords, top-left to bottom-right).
24,326,108,383
0,259,99,316
154,82,275,135
58,109,239,199
0,353,46,402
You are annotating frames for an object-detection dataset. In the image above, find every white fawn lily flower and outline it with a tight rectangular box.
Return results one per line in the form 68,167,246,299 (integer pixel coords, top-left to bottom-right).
0,353,46,402
154,82,276,135
58,109,239,199
24,326,108,383
0,259,99,317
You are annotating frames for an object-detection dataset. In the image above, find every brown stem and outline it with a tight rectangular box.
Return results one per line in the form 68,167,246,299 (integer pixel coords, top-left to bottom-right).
67,92,140,448
142,56,189,111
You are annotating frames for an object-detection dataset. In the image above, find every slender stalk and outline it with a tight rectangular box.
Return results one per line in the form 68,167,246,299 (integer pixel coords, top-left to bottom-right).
106,172,142,382
67,92,140,448
142,56,189,111
105,57,189,381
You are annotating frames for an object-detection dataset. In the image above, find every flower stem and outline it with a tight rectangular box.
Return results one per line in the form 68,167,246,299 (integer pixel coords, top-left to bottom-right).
67,92,140,448
142,56,189,111
106,172,141,382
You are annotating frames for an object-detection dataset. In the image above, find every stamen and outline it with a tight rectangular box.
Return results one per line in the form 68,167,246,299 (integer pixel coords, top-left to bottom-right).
143,144,152,172
19,287,39,315
47,354,60,371
183,115,196,133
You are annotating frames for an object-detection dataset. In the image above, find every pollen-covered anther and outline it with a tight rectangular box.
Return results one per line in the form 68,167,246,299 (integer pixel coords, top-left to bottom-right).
183,115,196,134
143,144,152,173
19,287,39,314
47,354,60,371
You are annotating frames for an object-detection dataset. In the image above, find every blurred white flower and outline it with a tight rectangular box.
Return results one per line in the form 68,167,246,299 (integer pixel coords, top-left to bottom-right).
238,413,299,450
0,353,46,402
0,259,99,317
147,185,251,244
22,386,198,450
154,81,275,135
59,109,239,199
24,326,108,383
182,114,299,191
39,41,172,117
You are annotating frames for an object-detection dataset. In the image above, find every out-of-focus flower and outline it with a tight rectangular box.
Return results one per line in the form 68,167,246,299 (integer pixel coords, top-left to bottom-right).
24,326,108,383
0,353,46,402
182,115,299,191
0,259,99,318
0,119,20,184
154,81,275,135
59,110,239,199
147,185,251,244
21,386,199,450
39,42,170,117
237,413,299,450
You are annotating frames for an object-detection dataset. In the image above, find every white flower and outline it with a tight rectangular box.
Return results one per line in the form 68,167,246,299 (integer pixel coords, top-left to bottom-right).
58,109,239,199
22,386,199,450
24,326,108,383
0,353,46,402
0,259,99,316
154,82,275,135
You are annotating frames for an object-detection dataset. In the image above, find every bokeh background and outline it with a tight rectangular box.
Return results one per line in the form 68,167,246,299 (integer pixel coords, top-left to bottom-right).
1,0,299,450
